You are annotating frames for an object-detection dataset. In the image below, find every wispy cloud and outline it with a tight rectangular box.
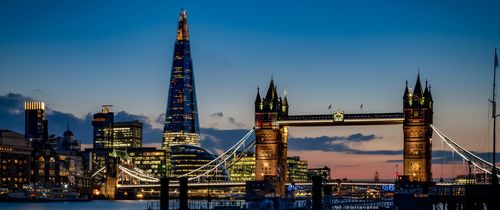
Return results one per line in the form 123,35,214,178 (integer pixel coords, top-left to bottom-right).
287,134,400,155
209,112,224,118
227,117,244,128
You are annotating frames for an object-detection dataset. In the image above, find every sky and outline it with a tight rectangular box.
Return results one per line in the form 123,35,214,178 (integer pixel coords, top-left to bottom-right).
1,0,500,180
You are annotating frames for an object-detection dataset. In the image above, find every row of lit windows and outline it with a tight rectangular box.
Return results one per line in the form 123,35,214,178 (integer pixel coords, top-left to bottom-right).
1,177,28,182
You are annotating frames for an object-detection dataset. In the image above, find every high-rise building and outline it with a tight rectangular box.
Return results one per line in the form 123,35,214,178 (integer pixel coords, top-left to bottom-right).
0,130,32,189
307,166,331,182
92,105,114,149
113,120,143,148
228,152,255,182
24,101,45,140
31,120,61,185
163,10,200,149
127,148,167,179
170,145,227,182
287,156,308,183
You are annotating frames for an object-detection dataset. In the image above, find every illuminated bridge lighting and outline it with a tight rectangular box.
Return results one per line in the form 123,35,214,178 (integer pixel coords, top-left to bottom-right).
277,112,404,126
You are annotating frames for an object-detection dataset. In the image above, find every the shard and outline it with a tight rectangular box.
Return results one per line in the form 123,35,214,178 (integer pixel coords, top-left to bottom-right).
162,10,200,149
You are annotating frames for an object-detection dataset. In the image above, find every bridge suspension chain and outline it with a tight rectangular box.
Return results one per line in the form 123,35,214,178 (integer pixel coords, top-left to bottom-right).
181,129,255,181
118,164,160,182
91,166,106,178
431,124,500,177
108,129,255,183
188,138,256,181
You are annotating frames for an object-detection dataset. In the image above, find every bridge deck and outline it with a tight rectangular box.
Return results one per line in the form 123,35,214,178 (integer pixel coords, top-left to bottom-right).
277,112,404,126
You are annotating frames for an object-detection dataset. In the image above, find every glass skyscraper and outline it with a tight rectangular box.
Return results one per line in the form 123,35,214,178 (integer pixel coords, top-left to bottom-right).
163,10,200,149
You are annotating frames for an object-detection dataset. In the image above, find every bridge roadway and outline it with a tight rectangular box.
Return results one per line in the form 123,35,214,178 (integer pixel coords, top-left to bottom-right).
118,181,466,189
118,181,397,189
277,112,404,126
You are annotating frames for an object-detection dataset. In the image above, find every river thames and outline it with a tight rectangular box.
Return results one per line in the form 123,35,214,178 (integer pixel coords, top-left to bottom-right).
0,200,153,210
0,199,252,210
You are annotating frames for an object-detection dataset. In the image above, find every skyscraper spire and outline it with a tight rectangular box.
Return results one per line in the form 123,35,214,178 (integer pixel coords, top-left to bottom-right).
163,10,200,149
176,10,189,41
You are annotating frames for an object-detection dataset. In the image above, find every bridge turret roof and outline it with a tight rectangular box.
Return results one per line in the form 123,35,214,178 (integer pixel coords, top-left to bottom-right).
265,78,278,102
413,72,423,98
255,87,262,103
423,80,433,102
403,80,409,99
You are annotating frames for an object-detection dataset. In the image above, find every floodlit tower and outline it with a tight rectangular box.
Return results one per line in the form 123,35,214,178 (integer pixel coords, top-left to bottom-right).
254,79,289,196
403,73,433,182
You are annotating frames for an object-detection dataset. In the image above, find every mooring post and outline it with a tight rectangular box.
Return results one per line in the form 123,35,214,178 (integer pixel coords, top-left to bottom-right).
312,175,322,210
160,177,169,210
179,177,188,210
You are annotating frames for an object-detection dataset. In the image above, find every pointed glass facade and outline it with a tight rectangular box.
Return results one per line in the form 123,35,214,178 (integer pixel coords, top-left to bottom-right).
163,10,200,149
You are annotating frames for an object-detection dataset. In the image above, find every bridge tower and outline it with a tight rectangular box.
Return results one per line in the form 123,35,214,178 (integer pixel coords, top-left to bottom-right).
403,73,433,182
103,154,119,199
254,79,289,196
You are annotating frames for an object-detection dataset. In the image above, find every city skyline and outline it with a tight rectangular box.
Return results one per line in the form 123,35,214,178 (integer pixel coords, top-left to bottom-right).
1,1,500,179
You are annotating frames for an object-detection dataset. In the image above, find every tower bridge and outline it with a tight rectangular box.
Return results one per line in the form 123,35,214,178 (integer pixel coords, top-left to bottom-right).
253,73,433,196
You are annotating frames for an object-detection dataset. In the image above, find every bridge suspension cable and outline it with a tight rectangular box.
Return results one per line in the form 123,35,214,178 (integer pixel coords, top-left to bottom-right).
118,164,160,182
431,124,500,177
111,129,255,183
91,166,106,178
180,129,255,181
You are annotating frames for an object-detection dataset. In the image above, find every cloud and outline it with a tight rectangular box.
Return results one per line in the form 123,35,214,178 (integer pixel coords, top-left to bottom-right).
114,111,163,144
209,112,224,118
286,133,400,155
332,164,360,167
0,93,32,133
155,113,166,125
385,159,403,163
0,93,163,145
200,128,253,154
198,129,400,156
227,117,244,128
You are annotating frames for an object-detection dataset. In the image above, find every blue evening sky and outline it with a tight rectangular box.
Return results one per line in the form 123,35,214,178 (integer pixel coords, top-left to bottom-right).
1,0,500,154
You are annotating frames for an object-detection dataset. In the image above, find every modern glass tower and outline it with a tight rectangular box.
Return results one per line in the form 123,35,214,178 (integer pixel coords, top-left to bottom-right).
163,10,200,150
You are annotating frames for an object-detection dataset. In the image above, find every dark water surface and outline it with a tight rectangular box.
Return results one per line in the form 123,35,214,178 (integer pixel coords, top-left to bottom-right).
0,200,151,210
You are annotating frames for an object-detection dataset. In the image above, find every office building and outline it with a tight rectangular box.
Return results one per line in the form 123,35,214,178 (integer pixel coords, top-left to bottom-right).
127,148,166,179
170,145,227,182
92,105,114,149
227,152,255,182
287,156,308,183
31,120,61,185
24,101,45,140
0,130,32,189
113,120,142,148
307,166,331,182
